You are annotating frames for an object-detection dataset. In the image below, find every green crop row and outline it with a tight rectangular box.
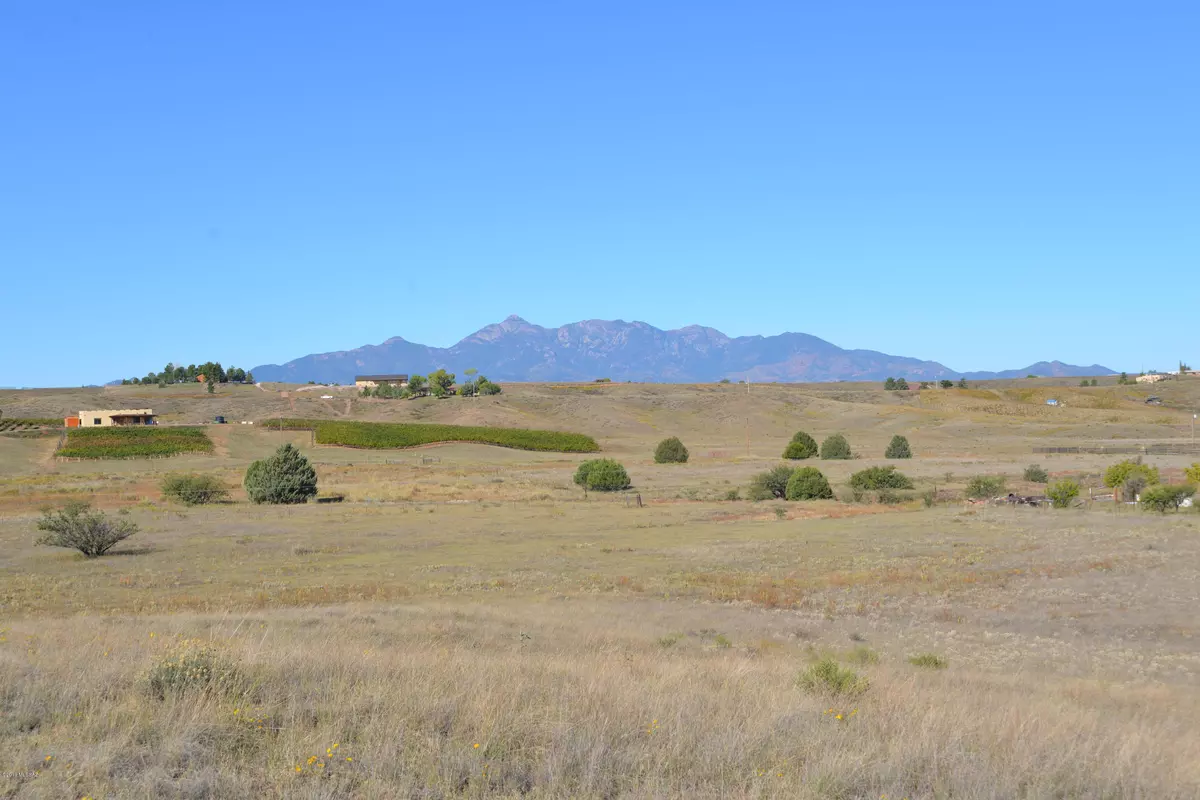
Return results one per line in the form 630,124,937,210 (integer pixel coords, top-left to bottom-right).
58,427,214,459
0,418,63,431
272,419,600,453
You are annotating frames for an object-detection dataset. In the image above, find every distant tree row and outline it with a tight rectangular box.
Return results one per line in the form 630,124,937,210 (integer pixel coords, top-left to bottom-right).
887,378,967,390
362,369,501,400
121,362,252,387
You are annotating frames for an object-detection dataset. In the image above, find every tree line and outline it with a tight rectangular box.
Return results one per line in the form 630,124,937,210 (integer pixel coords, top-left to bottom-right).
121,362,252,387
885,377,967,390
362,368,501,399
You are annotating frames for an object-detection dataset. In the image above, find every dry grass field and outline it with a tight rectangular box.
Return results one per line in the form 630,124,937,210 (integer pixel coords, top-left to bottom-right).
2,378,1200,798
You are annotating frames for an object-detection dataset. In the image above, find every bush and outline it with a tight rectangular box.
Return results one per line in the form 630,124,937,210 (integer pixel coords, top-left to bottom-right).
1023,464,1049,483
1140,484,1196,513
1184,463,1200,485
782,431,818,460
147,638,239,699
908,653,948,669
574,459,631,491
884,435,912,459
35,501,138,557
849,466,913,491
965,475,1006,500
723,488,740,501
748,466,795,501
1103,460,1160,490
876,488,908,505
244,444,318,504
940,380,954,389
798,658,868,697
273,419,596,453
1046,479,1080,509
161,474,229,506
786,467,834,501
654,436,689,464
819,434,852,460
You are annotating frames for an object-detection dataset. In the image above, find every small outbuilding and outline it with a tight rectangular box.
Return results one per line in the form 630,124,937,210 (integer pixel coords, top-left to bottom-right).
355,374,409,388
77,409,157,427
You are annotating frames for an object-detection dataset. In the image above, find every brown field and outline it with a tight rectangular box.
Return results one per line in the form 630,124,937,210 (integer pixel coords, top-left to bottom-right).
2,377,1200,798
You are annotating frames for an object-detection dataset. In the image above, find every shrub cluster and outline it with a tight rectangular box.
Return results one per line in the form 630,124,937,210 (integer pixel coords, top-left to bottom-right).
884,435,911,459
849,466,913,491
275,419,599,453
161,474,229,506
798,658,868,697
654,437,689,464
748,465,796,500
36,501,138,557
786,467,834,500
573,459,631,491
147,638,239,700
1023,464,1049,483
819,434,852,460
1103,460,1160,490
57,427,214,459
965,475,1006,500
782,431,818,460
1140,484,1195,513
1046,479,1080,509
244,444,318,504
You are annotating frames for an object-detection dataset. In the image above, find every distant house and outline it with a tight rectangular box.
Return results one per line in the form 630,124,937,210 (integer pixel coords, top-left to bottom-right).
355,374,409,388
1136,373,1167,384
75,409,157,427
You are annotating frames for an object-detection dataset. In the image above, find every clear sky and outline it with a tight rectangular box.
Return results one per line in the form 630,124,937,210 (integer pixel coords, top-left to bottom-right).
2,2,1196,386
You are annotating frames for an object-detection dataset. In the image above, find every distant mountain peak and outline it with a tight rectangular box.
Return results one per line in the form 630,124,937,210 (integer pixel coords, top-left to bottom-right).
249,316,1112,385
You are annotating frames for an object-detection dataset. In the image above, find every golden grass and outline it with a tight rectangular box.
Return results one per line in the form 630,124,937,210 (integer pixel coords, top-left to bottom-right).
4,380,1200,796
3,603,1198,799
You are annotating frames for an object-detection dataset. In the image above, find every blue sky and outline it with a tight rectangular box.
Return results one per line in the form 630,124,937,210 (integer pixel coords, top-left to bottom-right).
2,2,1196,386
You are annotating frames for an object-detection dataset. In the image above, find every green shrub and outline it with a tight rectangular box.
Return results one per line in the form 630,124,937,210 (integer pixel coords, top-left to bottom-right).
782,431,818,460
939,380,954,389
845,645,880,665
1023,464,1049,483
798,658,868,697
848,466,913,491
1103,460,1159,489
1140,484,1195,513
244,444,318,504
574,459,631,491
161,474,229,506
57,427,213,459
748,465,795,501
876,488,908,505
1046,479,1080,509
1183,463,1200,485
272,419,595,453
786,467,834,501
723,488,740,501
654,436,689,464
819,434,852,460
965,475,1006,500
147,638,239,699
908,653,948,669
35,501,138,558
884,435,912,459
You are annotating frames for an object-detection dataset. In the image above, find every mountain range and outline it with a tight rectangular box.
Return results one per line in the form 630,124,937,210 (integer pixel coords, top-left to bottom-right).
249,316,1112,385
